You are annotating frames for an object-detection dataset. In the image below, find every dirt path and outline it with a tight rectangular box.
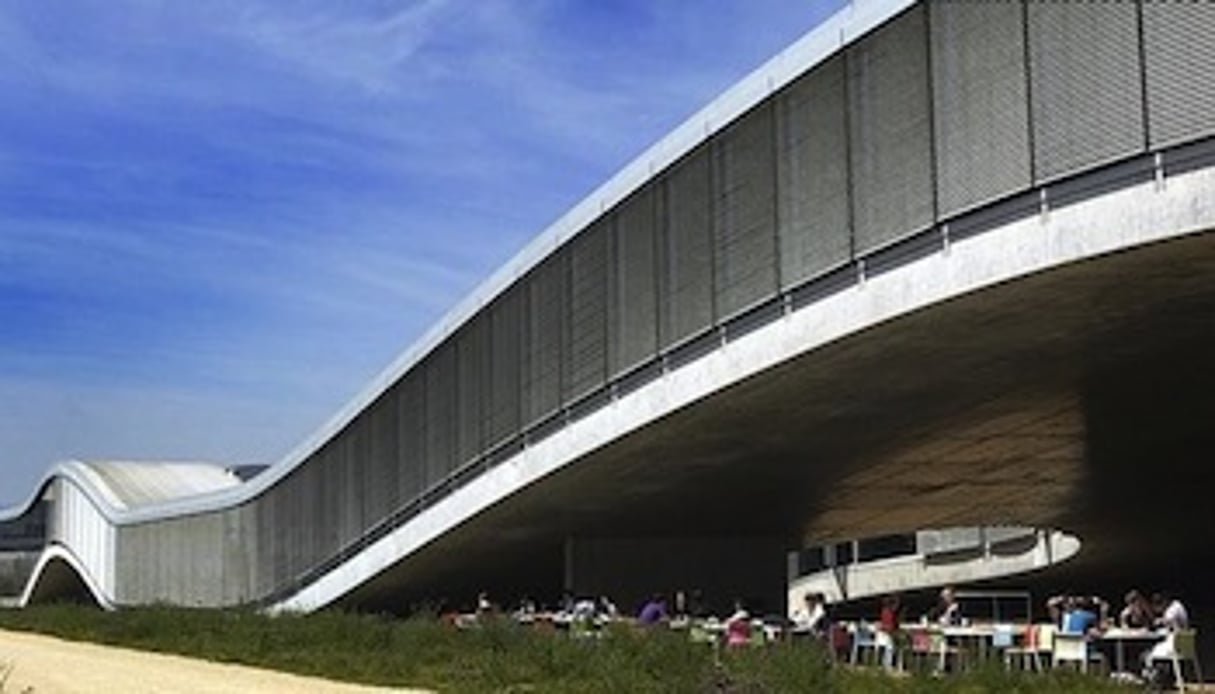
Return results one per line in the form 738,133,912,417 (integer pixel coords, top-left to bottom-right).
0,629,428,694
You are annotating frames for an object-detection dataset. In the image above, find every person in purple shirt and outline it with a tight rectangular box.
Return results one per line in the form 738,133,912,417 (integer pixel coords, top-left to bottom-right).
637,593,668,625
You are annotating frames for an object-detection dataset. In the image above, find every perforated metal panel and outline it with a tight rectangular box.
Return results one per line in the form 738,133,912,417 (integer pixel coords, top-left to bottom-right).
525,255,565,424
713,103,778,319
301,444,326,566
221,504,254,605
269,478,290,588
365,394,399,528
564,222,609,403
193,512,224,606
660,146,714,348
610,189,659,375
848,5,935,254
487,287,523,448
776,55,850,289
338,431,363,552
396,374,425,503
1142,4,1215,148
456,316,489,466
1027,3,1144,182
931,1,1031,217
115,522,149,603
424,344,458,486
254,489,277,597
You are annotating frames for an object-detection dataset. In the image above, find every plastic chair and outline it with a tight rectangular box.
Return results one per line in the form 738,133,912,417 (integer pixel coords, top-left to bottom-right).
748,620,768,647
1052,631,1088,671
688,621,719,646
1036,624,1056,670
905,626,935,673
1003,624,1042,671
904,626,962,673
1150,628,1204,692
931,629,966,673
850,623,880,665
874,629,899,671
991,624,1015,649
1053,631,1105,674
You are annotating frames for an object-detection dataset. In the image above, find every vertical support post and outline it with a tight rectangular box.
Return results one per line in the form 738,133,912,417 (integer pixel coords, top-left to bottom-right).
563,537,576,594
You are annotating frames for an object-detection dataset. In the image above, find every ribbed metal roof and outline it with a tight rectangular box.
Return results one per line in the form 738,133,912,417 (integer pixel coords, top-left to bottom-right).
73,461,242,510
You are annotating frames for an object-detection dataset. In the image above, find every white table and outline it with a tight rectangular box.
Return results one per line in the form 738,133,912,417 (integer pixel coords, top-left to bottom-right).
1099,628,1166,674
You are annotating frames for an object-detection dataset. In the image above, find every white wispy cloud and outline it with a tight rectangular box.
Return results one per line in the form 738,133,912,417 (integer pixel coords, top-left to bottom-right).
0,0,843,506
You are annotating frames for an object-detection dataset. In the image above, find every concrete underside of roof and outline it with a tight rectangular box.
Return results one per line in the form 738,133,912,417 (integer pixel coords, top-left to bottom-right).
337,230,1215,617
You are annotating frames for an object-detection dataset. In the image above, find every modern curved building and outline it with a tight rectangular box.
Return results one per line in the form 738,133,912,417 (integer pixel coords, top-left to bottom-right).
3,0,1215,617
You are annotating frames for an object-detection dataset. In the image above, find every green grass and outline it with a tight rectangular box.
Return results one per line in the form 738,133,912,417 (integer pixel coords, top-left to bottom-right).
0,606,1129,693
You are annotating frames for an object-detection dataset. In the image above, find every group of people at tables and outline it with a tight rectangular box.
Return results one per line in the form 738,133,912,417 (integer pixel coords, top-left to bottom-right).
780,584,1193,680
1044,589,1191,672
470,588,816,646
462,585,1192,678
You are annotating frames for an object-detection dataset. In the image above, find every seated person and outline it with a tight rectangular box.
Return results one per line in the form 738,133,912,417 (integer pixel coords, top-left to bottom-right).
1119,589,1153,629
597,595,619,620
1153,592,1189,631
936,586,963,626
790,592,827,636
637,593,668,625
1061,596,1107,637
725,600,752,647
1144,593,1191,680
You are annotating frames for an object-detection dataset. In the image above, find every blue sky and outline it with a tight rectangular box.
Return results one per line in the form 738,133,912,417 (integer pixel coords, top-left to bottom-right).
0,0,844,507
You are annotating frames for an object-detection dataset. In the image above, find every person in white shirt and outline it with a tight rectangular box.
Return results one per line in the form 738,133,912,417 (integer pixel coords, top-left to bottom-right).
1144,592,1190,678
937,586,963,626
790,592,827,636
1155,593,1189,631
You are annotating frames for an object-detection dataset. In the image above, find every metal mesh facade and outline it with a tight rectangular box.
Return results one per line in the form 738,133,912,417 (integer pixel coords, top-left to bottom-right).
1027,3,1143,182
776,55,850,288
105,1,1215,608
366,394,399,528
610,189,659,374
930,2,1031,217
847,5,935,254
424,344,458,486
712,103,778,319
487,288,524,448
564,222,609,403
1142,4,1215,149
659,147,715,348
525,256,565,423
456,317,488,467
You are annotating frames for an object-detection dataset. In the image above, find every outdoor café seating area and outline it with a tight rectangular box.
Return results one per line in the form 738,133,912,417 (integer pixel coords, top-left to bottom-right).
820,588,1203,690
452,586,1203,689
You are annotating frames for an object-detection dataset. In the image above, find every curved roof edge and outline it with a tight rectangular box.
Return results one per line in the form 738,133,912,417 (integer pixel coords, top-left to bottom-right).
19,543,115,610
238,0,914,511
0,460,240,526
7,0,915,526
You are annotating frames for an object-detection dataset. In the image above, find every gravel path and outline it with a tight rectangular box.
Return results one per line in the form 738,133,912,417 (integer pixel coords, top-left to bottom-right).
0,629,427,693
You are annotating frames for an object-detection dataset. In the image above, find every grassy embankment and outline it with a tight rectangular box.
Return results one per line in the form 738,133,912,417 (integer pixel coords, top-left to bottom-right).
0,605,1127,692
